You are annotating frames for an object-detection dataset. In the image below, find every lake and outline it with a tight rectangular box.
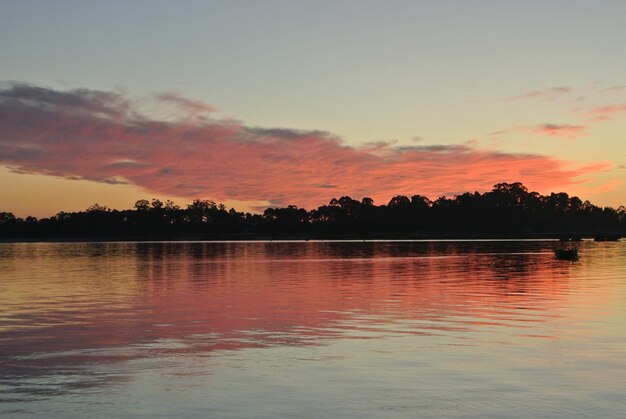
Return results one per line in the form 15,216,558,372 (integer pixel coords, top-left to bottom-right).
1,240,625,418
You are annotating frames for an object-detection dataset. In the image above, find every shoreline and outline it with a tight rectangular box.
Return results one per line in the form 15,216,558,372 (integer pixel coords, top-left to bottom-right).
1,232,620,244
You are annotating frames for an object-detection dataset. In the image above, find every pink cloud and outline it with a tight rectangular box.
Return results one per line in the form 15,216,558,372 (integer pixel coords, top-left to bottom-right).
588,103,626,122
529,123,588,139
0,83,611,208
492,124,589,140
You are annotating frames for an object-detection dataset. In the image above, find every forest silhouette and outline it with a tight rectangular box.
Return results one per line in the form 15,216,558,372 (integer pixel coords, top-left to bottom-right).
1,183,624,240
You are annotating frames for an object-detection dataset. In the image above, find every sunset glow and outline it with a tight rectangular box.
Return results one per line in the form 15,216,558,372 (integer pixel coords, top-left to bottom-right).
1,2,625,216
0,84,612,215
3,3,626,417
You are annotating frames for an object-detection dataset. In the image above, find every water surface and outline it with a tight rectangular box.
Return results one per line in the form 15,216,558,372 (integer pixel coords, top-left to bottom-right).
1,241,625,417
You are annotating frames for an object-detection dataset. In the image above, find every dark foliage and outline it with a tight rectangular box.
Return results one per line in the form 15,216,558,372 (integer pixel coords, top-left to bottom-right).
1,183,625,240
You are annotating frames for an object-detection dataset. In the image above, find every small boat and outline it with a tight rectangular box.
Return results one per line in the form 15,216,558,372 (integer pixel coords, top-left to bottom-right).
554,248,579,261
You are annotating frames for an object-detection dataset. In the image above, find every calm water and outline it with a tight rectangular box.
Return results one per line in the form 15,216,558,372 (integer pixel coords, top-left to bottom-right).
1,241,625,418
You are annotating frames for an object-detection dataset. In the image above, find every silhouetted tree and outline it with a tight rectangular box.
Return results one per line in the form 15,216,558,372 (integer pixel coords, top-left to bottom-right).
1,182,624,240
134,199,150,211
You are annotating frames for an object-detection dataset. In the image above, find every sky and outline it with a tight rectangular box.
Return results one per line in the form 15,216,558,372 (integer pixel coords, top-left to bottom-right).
1,0,625,217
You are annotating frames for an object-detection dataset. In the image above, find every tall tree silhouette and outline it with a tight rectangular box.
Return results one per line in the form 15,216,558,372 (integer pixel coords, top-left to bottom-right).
1,183,624,240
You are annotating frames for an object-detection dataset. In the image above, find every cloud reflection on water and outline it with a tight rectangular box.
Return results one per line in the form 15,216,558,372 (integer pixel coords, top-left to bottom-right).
0,241,618,404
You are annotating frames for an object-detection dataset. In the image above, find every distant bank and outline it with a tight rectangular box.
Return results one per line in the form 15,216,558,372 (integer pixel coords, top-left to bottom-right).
1,233,622,244
2,183,624,242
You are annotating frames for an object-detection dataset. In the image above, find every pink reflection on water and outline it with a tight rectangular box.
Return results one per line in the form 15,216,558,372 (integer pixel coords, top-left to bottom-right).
0,241,623,401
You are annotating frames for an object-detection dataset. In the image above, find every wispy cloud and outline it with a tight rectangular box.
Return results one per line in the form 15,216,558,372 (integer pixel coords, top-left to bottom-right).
575,179,624,196
506,84,626,124
155,92,216,115
602,85,626,93
0,83,610,207
587,103,626,122
529,123,588,139
491,123,589,140
503,86,572,102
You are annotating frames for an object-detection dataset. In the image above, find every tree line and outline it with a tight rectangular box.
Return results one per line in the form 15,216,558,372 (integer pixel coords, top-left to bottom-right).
1,182,624,240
